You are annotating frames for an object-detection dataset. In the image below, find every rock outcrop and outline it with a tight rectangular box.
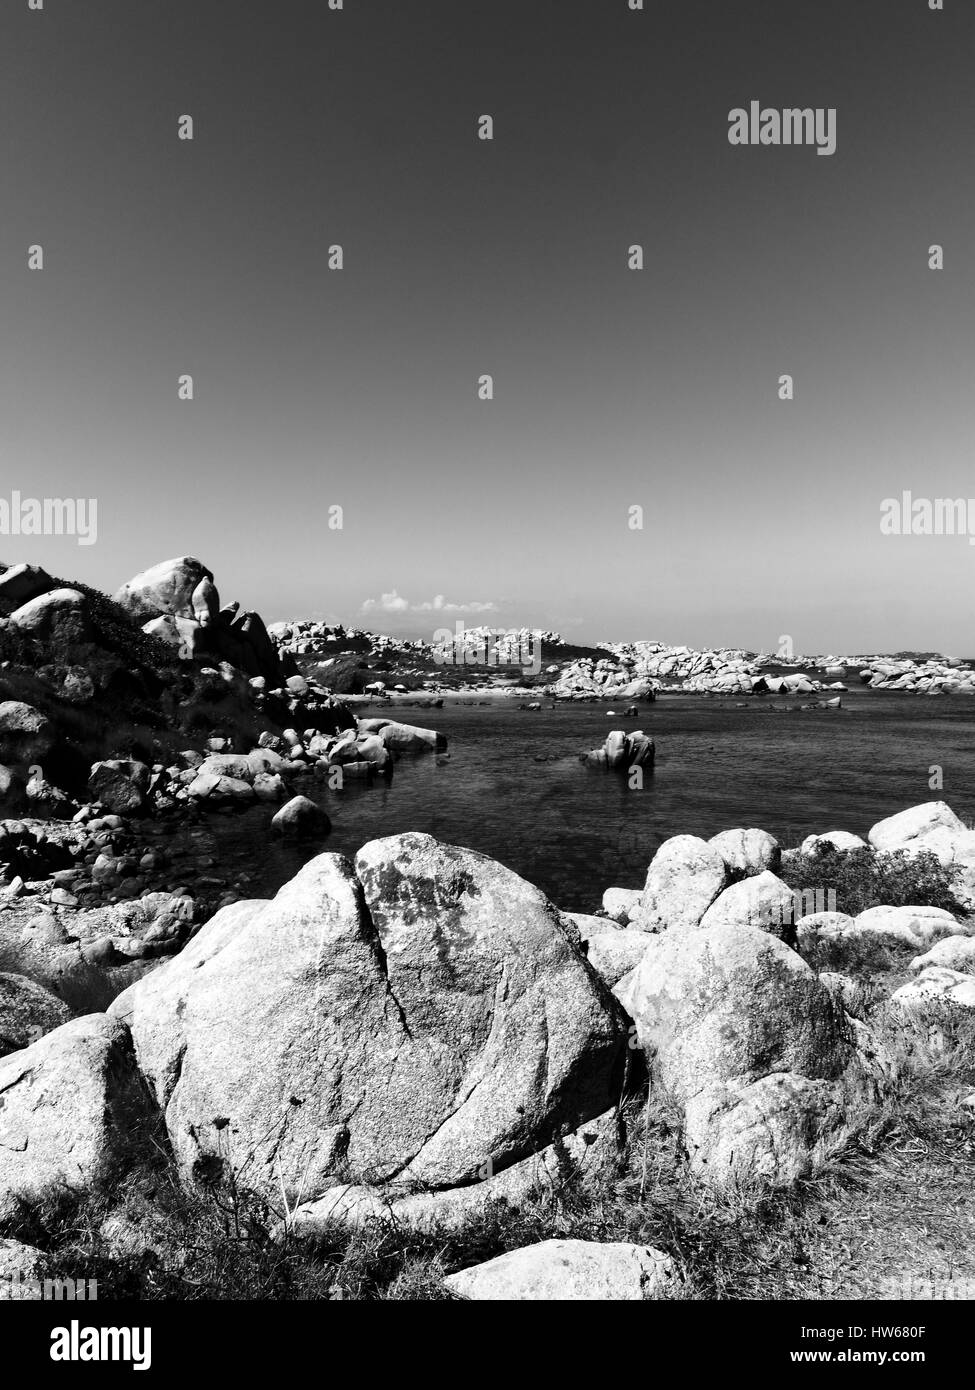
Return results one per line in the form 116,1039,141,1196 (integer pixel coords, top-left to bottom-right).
891,967,975,1015
908,936,975,974
115,556,283,684
87,760,151,815
114,557,218,626
7,589,91,641
355,718,446,753
270,795,330,838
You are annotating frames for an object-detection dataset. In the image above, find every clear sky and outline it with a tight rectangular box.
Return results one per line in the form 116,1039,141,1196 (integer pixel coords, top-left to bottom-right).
1,0,972,655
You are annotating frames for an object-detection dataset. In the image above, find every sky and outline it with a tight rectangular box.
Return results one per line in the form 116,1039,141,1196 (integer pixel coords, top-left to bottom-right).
1,0,972,655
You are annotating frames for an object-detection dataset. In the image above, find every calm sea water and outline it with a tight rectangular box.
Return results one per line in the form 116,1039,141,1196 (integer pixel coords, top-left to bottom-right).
173,692,975,913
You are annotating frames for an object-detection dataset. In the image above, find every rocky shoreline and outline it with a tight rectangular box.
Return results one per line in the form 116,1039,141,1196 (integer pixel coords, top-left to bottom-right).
2,552,973,999
2,552,975,1298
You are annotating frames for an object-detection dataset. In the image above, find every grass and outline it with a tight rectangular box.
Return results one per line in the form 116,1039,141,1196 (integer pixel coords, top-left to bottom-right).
798,931,912,983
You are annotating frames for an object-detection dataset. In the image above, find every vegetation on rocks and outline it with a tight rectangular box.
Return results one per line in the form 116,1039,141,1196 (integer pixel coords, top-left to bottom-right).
780,845,965,918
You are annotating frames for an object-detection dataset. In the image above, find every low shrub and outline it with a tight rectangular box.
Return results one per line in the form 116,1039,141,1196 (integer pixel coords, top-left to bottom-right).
780,845,964,918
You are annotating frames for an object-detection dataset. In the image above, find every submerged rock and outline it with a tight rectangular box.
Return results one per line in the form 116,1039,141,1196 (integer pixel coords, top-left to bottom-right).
270,795,330,839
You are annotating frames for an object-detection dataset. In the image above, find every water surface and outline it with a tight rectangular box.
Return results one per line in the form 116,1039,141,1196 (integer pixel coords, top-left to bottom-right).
175,691,975,912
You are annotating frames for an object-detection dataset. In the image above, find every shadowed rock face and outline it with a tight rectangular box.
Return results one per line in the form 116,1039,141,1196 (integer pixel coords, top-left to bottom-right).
0,702,54,767
110,834,629,1204
0,973,71,1058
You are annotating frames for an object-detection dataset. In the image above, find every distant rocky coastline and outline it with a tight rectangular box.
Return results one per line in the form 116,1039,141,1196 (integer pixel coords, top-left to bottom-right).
269,615,975,700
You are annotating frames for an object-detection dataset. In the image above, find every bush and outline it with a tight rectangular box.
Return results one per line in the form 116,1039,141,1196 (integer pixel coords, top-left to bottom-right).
780,845,964,918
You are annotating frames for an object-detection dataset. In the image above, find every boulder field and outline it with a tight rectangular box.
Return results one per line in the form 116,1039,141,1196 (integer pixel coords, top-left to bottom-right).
3,800,969,1268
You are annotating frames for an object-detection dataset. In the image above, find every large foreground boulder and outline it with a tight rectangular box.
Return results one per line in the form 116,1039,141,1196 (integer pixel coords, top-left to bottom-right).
0,1016,147,1222
444,1239,676,1301
110,835,628,1204
615,925,892,1186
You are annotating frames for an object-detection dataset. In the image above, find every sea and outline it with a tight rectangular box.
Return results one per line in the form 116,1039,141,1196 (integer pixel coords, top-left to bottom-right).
173,690,975,914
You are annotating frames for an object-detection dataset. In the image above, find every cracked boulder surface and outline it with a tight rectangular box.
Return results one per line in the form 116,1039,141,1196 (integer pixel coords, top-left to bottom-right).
615,924,894,1187
0,1015,146,1222
109,832,629,1203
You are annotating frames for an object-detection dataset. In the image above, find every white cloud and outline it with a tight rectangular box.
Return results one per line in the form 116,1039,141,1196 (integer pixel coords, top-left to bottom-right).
361,589,410,614
360,591,500,617
413,594,499,614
